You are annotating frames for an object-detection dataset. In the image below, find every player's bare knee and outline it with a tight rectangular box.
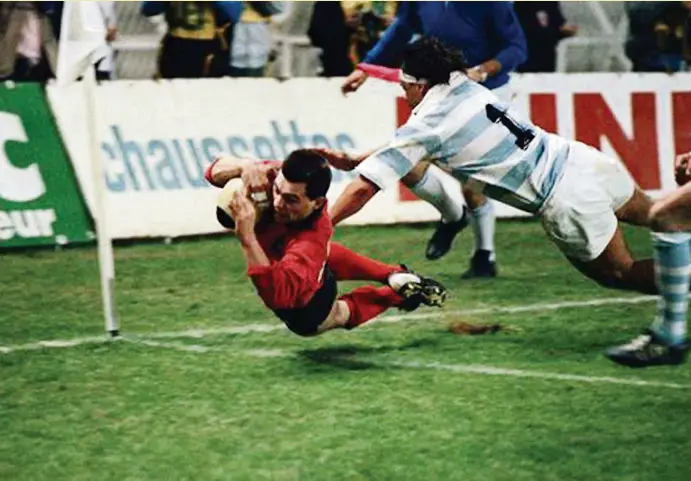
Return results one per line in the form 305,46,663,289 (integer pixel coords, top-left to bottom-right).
595,266,633,290
596,272,625,290
315,300,350,335
463,187,486,210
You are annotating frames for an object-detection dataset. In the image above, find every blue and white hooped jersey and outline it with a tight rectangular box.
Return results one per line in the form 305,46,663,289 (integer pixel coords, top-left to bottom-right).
356,73,571,214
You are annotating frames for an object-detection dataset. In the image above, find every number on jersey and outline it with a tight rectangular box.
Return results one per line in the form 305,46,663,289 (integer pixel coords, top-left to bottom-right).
485,104,535,150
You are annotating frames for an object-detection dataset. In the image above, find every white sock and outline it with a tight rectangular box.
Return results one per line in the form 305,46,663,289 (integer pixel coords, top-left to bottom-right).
409,165,466,223
388,272,421,292
469,200,496,261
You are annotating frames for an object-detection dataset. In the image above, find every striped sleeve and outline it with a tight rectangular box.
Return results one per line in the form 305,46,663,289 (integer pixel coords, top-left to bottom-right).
356,123,442,190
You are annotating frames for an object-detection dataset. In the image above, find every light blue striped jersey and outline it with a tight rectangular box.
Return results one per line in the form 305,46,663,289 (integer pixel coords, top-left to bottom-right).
356,72,571,214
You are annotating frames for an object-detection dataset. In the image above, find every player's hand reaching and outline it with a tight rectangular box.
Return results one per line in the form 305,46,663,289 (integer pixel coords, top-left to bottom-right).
674,151,691,186
228,190,257,243
341,70,369,95
466,67,486,82
313,148,358,171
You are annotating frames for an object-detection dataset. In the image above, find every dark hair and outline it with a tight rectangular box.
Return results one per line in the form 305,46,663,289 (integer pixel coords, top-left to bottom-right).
402,36,470,87
282,149,332,199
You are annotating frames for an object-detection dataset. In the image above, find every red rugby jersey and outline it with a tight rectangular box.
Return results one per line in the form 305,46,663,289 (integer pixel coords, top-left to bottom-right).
248,207,333,310
243,160,333,310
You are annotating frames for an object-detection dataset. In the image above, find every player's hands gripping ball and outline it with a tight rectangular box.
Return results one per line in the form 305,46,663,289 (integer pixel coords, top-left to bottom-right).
227,190,257,241
216,177,268,231
215,162,273,231
241,163,273,207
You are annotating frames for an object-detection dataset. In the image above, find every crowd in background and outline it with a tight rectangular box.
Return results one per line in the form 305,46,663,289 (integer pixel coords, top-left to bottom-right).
626,1,691,71
0,1,690,84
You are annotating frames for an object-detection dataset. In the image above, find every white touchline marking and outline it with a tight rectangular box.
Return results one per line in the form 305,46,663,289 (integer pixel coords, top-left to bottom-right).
375,294,659,324
233,348,690,390
6,325,687,390
104,344,691,390
0,294,661,354
122,337,212,353
148,323,282,339
385,360,691,390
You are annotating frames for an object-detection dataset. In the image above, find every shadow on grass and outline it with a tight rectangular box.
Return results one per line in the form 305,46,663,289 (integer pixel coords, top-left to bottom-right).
296,337,439,372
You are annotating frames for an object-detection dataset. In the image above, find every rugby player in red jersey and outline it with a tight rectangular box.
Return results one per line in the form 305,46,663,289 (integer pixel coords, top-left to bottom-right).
205,149,446,337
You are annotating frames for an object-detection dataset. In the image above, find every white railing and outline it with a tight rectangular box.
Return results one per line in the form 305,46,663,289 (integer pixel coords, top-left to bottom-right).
111,33,321,79
556,36,631,73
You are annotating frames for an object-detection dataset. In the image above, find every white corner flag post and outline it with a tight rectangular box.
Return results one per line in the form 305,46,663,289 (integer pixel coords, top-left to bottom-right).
57,2,119,336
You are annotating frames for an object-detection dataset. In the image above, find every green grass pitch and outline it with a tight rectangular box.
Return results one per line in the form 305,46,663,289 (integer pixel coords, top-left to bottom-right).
1,220,689,481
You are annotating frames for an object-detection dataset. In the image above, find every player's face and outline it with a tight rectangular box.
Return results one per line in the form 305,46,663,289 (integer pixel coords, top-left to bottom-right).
400,81,427,109
272,173,325,224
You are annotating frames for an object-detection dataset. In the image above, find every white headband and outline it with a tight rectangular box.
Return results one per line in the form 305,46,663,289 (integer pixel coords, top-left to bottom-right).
399,71,428,84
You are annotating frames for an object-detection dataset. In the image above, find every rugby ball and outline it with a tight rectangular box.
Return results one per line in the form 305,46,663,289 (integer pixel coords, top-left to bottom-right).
215,178,270,230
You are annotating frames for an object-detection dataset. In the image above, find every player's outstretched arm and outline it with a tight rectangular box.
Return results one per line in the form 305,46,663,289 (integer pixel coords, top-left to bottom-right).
329,175,380,225
313,148,379,171
341,3,416,94
204,155,254,187
482,2,528,78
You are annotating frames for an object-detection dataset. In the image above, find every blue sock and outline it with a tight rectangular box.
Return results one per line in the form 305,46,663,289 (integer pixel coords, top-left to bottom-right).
651,232,691,345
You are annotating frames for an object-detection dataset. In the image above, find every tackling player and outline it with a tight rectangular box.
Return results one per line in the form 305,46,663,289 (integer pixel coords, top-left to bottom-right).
605,151,691,366
327,36,689,367
205,149,447,337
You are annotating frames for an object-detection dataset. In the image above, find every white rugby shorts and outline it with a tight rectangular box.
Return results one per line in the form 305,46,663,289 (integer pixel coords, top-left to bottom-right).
539,141,636,261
